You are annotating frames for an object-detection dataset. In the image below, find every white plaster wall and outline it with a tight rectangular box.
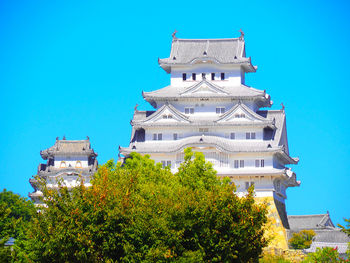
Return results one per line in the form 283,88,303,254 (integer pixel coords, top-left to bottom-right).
156,101,257,115
144,126,264,141
170,65,243,87
54,156,89,168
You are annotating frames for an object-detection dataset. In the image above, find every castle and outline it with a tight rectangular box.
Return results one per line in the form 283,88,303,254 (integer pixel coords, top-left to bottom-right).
29,32,348,252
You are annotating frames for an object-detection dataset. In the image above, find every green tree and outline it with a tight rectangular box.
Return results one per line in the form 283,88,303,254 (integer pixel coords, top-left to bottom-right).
16,149,268,262
338,218,350,258
303,247,346,262
0,189,36,262
288,230,316,249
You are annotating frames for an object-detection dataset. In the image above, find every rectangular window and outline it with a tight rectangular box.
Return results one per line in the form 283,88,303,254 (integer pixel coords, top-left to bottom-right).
246,132,256,139
182,73,186,81
216,107,225,114
173,133,178,140
153,134,157,140
161,161,166,167
234,160,239,168
221,72,225,80
202,73,206,79
240,160,244,168
251,132,256,139
185,107,194,114
261,159,265,167
158,134,162,140
192,73,196,81
167,161,171,167
230,133,235,139
255,160,260,167
211,73,215,80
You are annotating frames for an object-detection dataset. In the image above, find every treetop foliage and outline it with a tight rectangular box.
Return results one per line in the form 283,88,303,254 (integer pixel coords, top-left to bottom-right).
288,230,316,250
12,149,268,262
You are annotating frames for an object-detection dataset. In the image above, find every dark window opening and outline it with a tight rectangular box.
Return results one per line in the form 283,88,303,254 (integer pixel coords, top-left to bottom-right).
211,73,215,80
182,73,186,81
192,73,196,81
221,73,225,80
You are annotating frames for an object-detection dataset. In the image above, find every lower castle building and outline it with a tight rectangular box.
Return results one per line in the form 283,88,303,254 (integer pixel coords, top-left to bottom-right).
29,137,98,205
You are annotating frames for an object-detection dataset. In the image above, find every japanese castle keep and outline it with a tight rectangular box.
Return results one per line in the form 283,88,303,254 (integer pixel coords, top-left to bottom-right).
29,137,98,205
119,32,300,248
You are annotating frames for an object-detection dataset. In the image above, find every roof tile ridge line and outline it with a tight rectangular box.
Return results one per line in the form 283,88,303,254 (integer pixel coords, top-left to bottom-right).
239,38,244,57
169,38,177,60
244,85,265,94
239,103,269,121
180,79,229,95
288,214,329,217
167,103,191,120
205,40,209,54
133,103,190,124
214,104,240,122
175,38,241,41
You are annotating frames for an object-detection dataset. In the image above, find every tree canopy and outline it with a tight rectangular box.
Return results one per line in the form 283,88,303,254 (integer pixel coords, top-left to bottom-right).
15,149,268,262
0,189,36,262
288,230,316,250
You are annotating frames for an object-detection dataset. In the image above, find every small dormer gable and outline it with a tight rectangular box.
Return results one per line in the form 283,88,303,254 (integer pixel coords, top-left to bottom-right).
139,104,190,124
216,103,268,123
180,80,229,96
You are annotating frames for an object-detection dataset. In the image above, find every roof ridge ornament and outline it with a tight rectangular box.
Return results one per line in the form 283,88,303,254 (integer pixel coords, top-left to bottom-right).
239,29,244,40
281,103,285,112
172,30,178,41
134,104,139,112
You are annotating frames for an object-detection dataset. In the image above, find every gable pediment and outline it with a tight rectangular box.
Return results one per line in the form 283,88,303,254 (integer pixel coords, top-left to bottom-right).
142,104,190,124
216,103,267,123
180,80,229,96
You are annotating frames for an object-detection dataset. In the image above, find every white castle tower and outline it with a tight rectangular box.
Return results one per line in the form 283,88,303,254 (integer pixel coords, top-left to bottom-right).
120,32,300,247
29,137,98,205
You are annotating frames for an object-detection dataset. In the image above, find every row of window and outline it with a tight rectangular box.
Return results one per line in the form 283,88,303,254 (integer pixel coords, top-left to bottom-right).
60,161,82,168
233,159,265,169
161,160,171,168
224,132,257,140
160,160,265,169
182,72,225,81
153,132,258,140
183,106,246,117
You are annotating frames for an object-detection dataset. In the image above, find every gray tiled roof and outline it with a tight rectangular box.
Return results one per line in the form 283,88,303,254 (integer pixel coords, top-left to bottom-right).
120,134,297,164
288,214,335,230
313,230,350,243
158,38,256,73
132,102,274,127
122,135,280,154
143,80,270,107
305,242,349,254
40,139,97,159
125,107,297,164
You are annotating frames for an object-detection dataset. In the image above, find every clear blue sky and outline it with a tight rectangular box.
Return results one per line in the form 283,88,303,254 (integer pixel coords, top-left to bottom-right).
0,0,349,225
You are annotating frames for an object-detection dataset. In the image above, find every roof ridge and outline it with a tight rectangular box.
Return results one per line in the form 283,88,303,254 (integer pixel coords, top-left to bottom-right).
175,38,242,42
288,214,328,217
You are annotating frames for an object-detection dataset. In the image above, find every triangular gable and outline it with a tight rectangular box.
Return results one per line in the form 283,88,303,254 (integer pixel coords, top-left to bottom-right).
216,103,268,123
141,104,191,124
180,80,229,96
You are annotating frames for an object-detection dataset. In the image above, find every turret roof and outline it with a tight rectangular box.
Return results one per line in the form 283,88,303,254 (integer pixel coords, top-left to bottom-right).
40,138,97,159
159,38,256,73
288,213,335,230
143,80,271,107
